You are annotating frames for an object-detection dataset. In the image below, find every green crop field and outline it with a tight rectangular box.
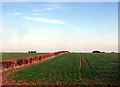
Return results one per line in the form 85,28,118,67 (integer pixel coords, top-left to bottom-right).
1,53,48,61
7,53,119,85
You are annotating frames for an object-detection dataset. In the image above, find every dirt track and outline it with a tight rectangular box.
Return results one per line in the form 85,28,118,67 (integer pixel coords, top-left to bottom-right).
79,55,82,70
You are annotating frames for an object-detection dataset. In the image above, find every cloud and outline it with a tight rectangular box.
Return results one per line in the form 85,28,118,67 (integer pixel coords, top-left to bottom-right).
24,17,65,24
14,12,23,15
32,13,48,15
32,7,54,12
14,12,48,16
32,9,43,12
45,8,54,11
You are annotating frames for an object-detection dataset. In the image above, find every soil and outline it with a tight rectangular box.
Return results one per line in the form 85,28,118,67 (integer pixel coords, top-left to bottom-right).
79,55,82,70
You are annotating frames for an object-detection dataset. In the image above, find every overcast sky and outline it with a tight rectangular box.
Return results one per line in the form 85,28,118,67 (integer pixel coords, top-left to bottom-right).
1,2,118,52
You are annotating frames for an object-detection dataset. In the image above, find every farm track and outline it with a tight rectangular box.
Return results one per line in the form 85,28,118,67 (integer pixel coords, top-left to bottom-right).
79,55,82,70
2,56,56,85
80,54,89,84
84,55,89,67
79,54,89,70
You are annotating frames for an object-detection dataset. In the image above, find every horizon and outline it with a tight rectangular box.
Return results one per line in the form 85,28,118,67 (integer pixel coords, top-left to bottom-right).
1,2,118,52
0,50,118,53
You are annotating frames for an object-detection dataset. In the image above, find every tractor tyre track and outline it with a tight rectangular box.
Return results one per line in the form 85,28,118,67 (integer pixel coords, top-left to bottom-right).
79,55,82,70
84,55,89,67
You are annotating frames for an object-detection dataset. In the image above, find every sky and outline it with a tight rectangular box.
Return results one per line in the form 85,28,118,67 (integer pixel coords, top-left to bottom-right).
1,2,118,52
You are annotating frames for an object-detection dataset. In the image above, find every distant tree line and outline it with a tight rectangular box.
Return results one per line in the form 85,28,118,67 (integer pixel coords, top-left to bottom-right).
92,50,115,53
92,50,105,53
28,51,37,53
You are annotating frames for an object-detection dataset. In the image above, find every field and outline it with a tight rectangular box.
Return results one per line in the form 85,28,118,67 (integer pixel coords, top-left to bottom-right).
1,53,48,61
5,53,119,85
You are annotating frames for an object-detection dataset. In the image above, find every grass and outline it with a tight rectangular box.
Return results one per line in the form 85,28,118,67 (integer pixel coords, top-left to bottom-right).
1,53,48,61
7,53,120,85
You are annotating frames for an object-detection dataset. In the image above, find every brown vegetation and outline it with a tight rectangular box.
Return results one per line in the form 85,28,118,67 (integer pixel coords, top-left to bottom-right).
0,51,69,72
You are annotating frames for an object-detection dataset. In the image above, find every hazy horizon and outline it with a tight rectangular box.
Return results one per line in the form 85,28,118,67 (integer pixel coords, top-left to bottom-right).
0,50,118,53
1,2,118,52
